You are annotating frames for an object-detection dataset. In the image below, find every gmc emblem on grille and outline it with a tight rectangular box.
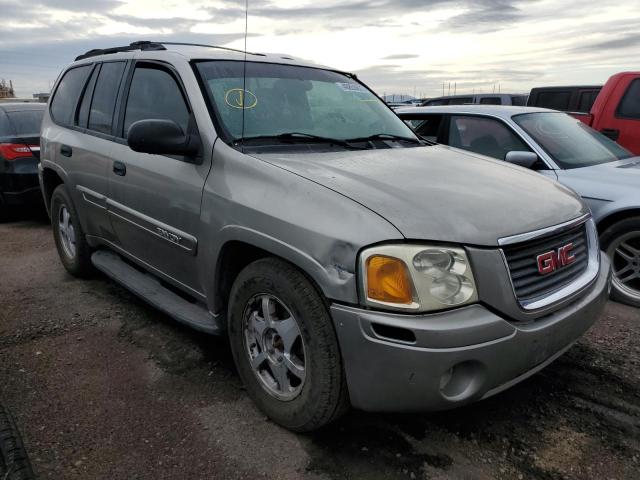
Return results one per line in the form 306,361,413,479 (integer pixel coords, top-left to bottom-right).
536,243,576,275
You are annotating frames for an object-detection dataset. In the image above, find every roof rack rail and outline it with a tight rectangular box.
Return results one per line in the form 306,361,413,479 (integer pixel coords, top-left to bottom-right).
150,41,266,57
74,41,166,61
74,40,265,62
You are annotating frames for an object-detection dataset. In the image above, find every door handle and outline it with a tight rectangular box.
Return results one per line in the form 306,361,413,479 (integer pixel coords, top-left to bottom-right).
601,128,620,141
60,144,72,157
113,161,127,176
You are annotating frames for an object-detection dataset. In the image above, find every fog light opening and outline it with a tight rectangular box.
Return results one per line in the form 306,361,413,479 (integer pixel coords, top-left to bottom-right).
439,361,486,401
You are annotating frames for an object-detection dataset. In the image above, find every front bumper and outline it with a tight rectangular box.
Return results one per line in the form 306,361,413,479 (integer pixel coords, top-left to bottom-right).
330,254,611,412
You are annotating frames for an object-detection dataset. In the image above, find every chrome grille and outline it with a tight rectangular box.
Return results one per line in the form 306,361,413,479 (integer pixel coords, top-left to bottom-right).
503,223,589,304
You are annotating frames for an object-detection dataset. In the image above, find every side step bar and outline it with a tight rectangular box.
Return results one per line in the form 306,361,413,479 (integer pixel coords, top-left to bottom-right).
91,249,222,335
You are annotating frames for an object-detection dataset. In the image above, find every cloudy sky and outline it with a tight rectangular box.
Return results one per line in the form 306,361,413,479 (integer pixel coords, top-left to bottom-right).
1,0,639,98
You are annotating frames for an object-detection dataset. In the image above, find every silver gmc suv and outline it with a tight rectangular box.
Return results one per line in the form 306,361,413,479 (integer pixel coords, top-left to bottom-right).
39,41,611,432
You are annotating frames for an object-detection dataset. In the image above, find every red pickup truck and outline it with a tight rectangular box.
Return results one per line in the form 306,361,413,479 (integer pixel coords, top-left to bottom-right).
528,72,640,154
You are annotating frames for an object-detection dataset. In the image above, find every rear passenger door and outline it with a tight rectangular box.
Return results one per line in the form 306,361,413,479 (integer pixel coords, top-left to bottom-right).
47,61,126,243
107,61,210,295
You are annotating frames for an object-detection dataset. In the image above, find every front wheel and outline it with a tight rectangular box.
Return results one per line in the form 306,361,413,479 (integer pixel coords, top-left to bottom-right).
228,258,348,432
601,216,640,307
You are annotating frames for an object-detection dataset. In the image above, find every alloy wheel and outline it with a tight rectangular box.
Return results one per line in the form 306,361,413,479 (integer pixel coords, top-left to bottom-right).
58,204,77,259
242,294,306,401
607,231,640,302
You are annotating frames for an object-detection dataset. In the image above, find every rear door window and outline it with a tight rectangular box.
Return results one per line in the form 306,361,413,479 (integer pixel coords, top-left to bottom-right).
88,61,126,135
617,79,640,119
511,95,527,106
76,66,100,128
402,115,443,142
123,66,190,137
447,115,531,159
50,65,92,126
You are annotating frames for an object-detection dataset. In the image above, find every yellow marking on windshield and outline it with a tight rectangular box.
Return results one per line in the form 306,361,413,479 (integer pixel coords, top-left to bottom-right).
225,89,258,109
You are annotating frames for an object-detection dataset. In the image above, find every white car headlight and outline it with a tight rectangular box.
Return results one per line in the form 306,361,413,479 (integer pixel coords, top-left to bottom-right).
359,244,478,312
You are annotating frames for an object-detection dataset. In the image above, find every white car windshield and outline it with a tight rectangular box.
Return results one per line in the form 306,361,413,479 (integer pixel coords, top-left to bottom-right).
513,112,632,169
196,61,419,147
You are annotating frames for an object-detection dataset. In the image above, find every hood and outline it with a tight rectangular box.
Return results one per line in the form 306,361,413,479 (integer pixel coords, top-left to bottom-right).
253,145,587,246
557,157,640,201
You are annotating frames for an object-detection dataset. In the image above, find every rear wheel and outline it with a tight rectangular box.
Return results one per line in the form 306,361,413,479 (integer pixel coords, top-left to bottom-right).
228,257,349,431
51,185,93,277
601,216,640,307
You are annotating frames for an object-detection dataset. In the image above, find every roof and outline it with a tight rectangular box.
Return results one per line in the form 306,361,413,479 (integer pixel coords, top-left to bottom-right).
395,104,555,119
0,102,46,112
425,93,526,101
71,41,334,73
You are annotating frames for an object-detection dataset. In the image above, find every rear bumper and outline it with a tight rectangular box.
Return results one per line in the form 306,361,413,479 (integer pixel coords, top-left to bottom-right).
330,254,610,412
0,173,41,206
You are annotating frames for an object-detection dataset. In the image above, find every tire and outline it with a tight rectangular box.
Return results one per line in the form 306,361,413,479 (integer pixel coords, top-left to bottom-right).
0,403,36,480
51,184,93,277
228,257,349,432
600,216,640,307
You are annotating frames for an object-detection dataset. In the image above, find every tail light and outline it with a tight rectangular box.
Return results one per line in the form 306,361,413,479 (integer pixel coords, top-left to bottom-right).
0,143,39,160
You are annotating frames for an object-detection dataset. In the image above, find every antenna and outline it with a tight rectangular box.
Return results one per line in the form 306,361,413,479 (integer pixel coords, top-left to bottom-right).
241,0,249,152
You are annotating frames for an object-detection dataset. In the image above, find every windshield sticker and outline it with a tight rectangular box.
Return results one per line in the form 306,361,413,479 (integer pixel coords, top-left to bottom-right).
336,82,366,93
224,88,258,109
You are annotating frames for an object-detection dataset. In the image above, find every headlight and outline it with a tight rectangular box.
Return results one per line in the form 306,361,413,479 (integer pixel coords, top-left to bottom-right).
360,244,478,312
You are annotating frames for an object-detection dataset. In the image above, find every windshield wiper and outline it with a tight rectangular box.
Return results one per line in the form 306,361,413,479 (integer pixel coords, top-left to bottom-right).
345,133,426,145
237,132,366,150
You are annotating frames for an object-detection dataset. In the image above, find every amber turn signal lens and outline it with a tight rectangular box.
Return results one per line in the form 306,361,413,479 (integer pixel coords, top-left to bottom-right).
366,255,414,304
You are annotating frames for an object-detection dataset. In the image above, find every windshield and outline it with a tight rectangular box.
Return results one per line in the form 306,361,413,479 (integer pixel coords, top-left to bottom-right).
6,110,44,136
195,61,417,147
513,112,632,169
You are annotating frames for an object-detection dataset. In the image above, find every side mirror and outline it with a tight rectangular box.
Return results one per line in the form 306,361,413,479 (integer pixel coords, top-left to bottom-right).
127,119,200,158
504,150,538,169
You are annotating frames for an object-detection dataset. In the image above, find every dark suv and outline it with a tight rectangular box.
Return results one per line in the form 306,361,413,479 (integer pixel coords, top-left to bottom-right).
0,103,45,218
39,41,610,431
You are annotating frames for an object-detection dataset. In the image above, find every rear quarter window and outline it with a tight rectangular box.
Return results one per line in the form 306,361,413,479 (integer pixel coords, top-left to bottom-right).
617,79,640,119
50,65,92,126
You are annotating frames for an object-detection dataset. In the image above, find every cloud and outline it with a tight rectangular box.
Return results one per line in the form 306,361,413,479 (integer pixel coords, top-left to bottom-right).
382,54,420,60
570,32,640,53
0,0,639,97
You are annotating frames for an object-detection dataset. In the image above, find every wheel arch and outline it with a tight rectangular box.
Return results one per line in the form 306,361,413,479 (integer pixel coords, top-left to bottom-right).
211,226,358,318
40,164,65,216
596,207,640,236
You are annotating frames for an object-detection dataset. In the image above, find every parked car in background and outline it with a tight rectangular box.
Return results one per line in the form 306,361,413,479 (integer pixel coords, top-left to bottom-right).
422,93,527,107
528,72,640,154
398,104,640,306
527,85,601,114
39,41,609,432
0,103,45,219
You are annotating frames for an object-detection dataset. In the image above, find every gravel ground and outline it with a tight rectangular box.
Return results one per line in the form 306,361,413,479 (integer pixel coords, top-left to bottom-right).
0,212,639,480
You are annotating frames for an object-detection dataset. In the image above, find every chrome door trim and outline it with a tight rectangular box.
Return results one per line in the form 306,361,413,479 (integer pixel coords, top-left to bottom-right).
105,198,198,255
76,184,107,210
